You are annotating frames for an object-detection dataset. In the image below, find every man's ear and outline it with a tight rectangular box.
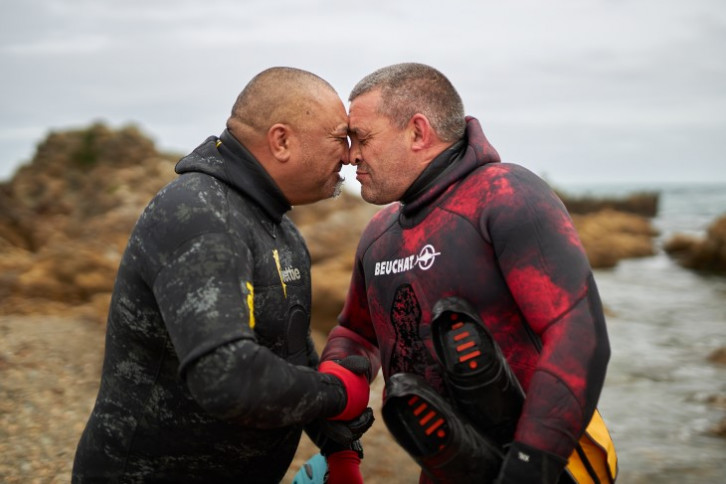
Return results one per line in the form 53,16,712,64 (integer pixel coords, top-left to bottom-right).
409,114,434,152
268,123,291,162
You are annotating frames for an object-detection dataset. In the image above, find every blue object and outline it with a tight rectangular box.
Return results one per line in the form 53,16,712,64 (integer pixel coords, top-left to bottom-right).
292,453,328,484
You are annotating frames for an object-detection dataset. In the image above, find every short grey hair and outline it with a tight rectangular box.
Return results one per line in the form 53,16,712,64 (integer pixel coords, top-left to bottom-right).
349,63,466,142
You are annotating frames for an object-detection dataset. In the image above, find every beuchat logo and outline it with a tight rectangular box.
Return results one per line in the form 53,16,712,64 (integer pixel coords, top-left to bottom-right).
373,244,441,276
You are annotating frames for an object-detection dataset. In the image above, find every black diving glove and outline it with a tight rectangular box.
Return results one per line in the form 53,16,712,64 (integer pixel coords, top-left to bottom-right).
322,408,375,445
305,408,374,456
495,442,567,484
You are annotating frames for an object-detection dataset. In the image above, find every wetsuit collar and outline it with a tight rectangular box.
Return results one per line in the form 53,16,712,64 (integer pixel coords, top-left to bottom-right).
216,129,291,221
175,130,291,223
400,117,501,217
401,139,466,206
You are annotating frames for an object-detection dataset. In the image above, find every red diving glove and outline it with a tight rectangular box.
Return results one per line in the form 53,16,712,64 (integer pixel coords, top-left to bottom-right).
319,356,370,421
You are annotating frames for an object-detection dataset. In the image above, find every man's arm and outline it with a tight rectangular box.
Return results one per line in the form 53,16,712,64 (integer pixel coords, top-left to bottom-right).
185,338,348,426
153,232,367,428
485,166,610,474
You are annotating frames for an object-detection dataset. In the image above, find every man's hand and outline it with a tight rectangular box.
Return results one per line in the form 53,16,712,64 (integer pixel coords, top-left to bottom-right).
495,442,566,484
319,356,371,421
316,408,375,448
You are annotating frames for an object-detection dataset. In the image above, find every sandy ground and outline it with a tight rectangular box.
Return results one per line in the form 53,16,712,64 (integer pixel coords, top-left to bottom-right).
0,313,420,483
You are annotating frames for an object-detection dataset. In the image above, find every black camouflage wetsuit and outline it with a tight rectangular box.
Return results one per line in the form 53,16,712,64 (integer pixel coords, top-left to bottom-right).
72,130,345,483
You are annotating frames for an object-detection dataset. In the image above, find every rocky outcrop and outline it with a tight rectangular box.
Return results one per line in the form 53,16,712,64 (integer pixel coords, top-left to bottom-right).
555,189,660,268
705,392,726,438
707,347,726,365
571,209,658,269
0,123,177,315
664,215,726,273
557,190,660,217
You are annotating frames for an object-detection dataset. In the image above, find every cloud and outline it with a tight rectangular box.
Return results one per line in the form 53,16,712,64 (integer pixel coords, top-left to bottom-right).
3,37,111,57
0,0,724,184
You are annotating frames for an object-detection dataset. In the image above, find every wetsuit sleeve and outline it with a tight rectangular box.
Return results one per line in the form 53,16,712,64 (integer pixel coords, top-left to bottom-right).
153,232,346,426
153,232,255,372
485,167,610,460
185,339,345,427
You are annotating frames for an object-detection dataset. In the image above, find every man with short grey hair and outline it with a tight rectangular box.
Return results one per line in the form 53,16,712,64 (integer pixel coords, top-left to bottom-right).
321,62,617,483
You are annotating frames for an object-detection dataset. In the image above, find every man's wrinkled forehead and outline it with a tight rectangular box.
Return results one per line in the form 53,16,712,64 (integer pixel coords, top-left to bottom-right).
347,91,382,136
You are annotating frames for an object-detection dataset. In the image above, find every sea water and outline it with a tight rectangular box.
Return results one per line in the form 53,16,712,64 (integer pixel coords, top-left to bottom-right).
560,182,726,482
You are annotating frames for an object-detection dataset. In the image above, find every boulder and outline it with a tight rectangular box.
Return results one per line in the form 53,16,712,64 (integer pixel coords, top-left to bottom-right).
558,190,659,217
707,347,726,365
571,209,658,268
664,215,726,273
0,123,177,318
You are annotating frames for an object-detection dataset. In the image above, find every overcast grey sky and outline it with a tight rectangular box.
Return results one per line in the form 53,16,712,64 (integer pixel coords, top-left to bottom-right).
1,0,724,187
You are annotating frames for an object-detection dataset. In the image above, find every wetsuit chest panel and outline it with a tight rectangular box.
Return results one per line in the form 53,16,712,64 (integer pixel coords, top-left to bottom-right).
250,241,311,360
225,203,312,361
363,207,536,384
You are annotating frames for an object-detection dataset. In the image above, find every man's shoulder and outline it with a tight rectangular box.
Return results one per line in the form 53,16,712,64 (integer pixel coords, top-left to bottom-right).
358,203,401,245
151,171,236,215
133,172,234,242
366,202,400,229
466,161,528,180
452,162,546,198
167,170,227,196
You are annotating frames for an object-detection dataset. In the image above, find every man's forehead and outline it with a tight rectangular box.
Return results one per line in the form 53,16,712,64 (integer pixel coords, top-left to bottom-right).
349,97,376,117
348,111,384,137
348,92,380,130
321,99,348,135
315,92,347,130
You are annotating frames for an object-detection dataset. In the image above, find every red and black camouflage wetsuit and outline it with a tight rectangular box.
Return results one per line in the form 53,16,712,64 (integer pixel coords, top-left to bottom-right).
73,130,347,483
322,117,610,476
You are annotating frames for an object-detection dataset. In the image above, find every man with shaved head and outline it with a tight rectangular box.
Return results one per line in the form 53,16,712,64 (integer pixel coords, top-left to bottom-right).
72,67,374,483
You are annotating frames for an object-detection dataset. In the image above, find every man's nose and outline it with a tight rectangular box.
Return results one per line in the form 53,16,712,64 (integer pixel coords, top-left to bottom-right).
348,148,360,166
347,137,361,165
342,144,351,165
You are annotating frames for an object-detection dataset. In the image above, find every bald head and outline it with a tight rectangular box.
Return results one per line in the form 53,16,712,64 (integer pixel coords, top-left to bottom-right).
223,67,349,206
227,67,338,135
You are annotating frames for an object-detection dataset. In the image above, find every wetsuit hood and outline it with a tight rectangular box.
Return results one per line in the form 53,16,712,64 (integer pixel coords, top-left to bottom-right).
401,117,500,216
175,129,291,223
